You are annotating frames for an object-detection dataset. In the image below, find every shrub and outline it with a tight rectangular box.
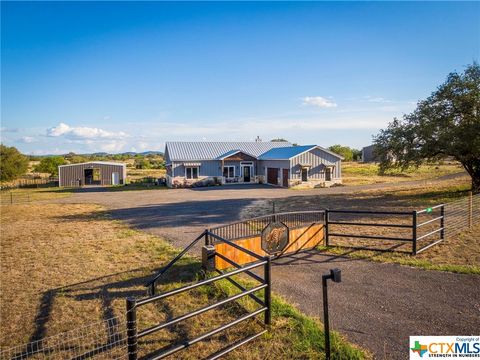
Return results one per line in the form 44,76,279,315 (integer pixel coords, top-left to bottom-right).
0,144,29,181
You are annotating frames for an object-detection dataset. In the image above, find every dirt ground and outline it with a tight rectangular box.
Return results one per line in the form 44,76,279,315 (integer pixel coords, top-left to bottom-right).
33,173,477,359
0,202,366,360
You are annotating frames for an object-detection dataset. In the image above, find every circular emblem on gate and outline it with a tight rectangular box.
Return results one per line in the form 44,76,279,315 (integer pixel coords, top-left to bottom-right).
261,222,289,255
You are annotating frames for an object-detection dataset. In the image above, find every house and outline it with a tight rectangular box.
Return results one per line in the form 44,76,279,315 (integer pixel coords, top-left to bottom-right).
58,161,126,187
361,145,379,162
164,141,343,188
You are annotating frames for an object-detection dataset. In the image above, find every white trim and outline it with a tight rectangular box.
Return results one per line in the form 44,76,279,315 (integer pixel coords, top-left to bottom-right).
223,165,236,178
58,161,126,168
240,164,254,181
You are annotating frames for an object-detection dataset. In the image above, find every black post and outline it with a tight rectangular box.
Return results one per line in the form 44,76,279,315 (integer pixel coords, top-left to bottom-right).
322,269,341,360
150,282,155,296
126,298,138,360
440,205,445,240
205,229,210,246
412,211,417,255
325,209,330,246
264,256,272,326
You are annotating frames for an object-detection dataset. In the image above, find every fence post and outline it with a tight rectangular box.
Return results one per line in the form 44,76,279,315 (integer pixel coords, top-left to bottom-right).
468,191,473,228
412,211,417,255
10,192,13,204
325,209,330,247
440,205,445,240
264,256,272,326
126,298,138,360
322,268,342,360
204,229,210,246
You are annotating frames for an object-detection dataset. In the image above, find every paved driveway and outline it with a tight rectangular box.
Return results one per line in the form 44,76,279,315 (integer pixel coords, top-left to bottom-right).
272,251,480,360
54,175,480,359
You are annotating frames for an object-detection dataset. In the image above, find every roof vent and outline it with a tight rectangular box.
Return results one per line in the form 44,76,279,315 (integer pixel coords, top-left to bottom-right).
255,136,262,142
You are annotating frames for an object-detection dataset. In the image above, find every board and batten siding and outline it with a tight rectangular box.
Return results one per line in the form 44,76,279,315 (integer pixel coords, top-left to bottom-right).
257,160,291,176
289,148,341,180
59,163,126,187
172,160,222,177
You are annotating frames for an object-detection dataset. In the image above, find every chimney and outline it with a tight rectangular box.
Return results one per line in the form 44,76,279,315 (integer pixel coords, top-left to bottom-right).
255,136,262,142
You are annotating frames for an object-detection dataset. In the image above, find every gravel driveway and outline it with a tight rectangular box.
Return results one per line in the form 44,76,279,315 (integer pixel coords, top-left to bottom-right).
54,174,480,359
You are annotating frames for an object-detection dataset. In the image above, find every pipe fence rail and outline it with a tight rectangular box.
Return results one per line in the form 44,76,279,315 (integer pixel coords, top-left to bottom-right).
127,230,271,360
209,210,325,242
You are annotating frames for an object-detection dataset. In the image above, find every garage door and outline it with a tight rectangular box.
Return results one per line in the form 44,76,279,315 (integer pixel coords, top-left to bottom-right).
267,168,279,185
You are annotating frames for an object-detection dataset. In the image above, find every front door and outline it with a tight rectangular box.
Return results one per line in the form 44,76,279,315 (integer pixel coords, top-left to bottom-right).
282,169,289,187
243,166,251,182
325,167,332,181
301,168,308,182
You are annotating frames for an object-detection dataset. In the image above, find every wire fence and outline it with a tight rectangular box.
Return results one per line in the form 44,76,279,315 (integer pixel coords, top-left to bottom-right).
0,192,31,205
444,192,479,238
0,317,127,360
0,193,478,360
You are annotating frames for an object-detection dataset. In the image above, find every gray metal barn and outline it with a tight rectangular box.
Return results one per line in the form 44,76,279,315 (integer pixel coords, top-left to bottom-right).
58,161,127,187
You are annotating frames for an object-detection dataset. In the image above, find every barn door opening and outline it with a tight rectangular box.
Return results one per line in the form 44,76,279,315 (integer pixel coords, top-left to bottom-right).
301,168,308,182
84,169,93,185
325,167,332,181
84,168,101,185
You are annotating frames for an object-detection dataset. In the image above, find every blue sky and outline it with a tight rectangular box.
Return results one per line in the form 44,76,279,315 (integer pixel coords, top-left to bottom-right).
1,1,479,155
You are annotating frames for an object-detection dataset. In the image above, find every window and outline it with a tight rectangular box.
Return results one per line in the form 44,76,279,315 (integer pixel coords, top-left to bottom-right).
186,167,199,179
223,166,235,178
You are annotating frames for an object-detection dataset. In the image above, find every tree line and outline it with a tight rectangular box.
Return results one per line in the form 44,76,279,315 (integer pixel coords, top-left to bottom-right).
2,63,478,190
0,149,165,181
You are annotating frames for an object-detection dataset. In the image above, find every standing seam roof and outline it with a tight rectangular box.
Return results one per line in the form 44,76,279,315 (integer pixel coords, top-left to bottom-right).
165,142,293,161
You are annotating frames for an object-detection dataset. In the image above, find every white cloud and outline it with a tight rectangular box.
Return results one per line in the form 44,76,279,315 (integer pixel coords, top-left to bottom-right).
19,136,35,143
98,141,127,153
301,96,337,108
47,122,128,140
364,96,391,103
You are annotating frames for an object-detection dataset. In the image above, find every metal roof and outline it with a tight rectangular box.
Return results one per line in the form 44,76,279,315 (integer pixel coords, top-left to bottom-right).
216,149,258,160
259,145,344,160
165,141,293,161
58,161,126,168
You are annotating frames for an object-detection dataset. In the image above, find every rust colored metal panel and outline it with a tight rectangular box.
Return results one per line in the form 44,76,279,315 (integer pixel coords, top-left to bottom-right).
223,152,257,161
215,223,324,270
282,169,289,187
267,168,279,185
